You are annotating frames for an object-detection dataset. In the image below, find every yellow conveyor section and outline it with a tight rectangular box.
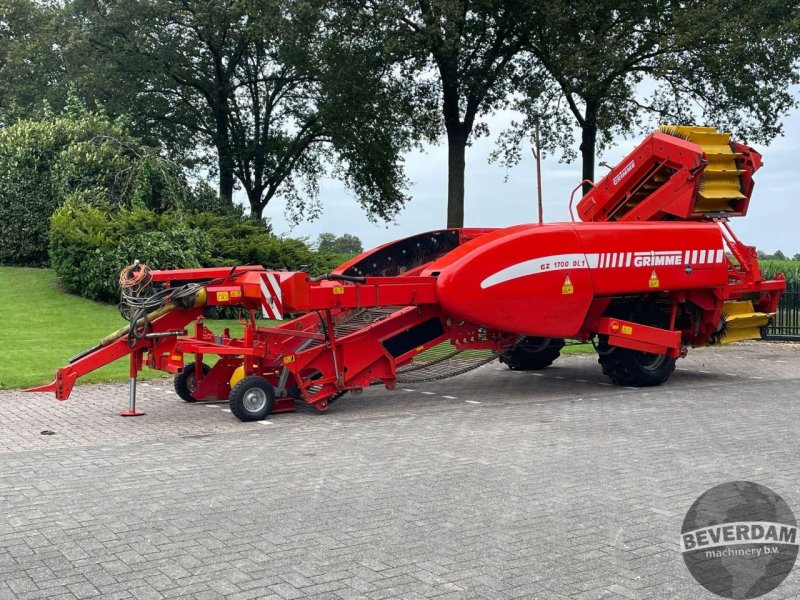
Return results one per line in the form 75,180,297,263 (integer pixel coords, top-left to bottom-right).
659,125,746,214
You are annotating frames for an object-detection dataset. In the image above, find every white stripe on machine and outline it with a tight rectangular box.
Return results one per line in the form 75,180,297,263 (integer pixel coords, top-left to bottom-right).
481,247,725,289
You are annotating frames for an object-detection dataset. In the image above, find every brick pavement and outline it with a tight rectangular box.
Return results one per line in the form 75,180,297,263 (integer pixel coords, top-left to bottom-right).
1,342,799,599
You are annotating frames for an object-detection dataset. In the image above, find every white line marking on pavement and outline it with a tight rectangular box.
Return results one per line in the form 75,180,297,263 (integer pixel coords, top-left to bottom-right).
165,390,175,394
401,388,415,392
221,408,231,413
750,376,763,379
421,391,435,395
205,404,220,408
612,527,625,547
599,382,612,386
698,370,711,374
575,379,588,383
442,395,457,399
532,373,543,376
465,400,481,404
650,507,674,517
255,420,272,425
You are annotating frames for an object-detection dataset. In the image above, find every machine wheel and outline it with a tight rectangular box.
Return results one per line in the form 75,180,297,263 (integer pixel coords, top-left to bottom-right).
229,376,275,422
501,337,565,371
596,339,675,387
174,362,210,403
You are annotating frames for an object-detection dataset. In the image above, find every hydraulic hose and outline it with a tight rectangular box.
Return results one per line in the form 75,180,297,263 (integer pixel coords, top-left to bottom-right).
310,273,367,283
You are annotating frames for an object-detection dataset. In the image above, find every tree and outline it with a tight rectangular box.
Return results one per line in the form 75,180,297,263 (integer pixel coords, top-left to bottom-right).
0,102,194,267
498,0,800,193
316,232,364,254
335,234,364,254
316,233,337,253
70,0,415,223
361,1,537,227
773,250,787,260
0,0,67,125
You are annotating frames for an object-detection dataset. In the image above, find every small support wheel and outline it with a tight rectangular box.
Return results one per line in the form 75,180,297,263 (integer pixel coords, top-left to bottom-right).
596,338,676,387
229,376,276,422
501,337,565,371
174,362,210,403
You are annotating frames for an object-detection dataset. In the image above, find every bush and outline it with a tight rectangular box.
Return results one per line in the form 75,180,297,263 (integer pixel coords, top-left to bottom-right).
50,200,214,301
50,201,347,302
181,212,345,274
0,105,206,267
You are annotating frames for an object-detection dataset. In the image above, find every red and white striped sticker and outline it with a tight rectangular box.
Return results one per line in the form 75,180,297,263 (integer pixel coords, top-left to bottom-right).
259,273,283,320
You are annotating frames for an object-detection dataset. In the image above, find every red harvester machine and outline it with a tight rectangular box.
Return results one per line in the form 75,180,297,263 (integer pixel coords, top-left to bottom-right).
29,126,785,420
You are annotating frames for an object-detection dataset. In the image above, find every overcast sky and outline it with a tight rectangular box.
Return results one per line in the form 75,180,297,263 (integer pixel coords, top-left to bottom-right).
255,104,800,257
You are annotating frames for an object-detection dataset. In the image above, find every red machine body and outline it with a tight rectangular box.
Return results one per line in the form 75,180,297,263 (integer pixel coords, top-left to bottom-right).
28,127,786,420
430,222,728,337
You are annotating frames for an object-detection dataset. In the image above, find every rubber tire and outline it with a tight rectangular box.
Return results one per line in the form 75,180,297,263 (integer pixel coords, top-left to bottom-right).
597,339,676,387
229,376,276,422
174,362,210,403
501,337,565,371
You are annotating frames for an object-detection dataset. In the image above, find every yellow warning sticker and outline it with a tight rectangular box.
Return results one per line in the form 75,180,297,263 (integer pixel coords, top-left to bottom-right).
332,286,345,295
649,270,660,288
216,291,229,302
621,325,633,335
230,290,242,299
562,274,574,295
283,355,295,364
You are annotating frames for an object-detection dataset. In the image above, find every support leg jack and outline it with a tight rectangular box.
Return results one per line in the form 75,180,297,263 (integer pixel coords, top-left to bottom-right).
120,353,145,417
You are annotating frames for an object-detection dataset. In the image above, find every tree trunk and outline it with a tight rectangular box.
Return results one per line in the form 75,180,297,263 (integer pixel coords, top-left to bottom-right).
213,100,235,205
218,150,235,205
246,186,266,220
580,105,598,196
446,128,467,228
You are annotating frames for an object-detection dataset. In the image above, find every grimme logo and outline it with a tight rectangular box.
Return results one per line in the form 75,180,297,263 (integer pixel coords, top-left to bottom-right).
632,250,682,267
612,159,635,185
681,481,798,599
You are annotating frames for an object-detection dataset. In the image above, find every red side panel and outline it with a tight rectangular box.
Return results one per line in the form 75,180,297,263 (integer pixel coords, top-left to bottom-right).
428,222,729,338
573,222,728,295
428,224,595,338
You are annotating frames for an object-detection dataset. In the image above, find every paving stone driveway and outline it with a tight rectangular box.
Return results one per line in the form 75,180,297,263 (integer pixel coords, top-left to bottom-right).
1,343,799,599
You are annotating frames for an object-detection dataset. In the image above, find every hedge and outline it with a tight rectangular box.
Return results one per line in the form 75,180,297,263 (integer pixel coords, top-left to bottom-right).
0,107,217,268
50,201,344,303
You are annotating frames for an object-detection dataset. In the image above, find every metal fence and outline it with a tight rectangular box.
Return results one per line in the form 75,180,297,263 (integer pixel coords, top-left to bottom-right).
766,284,800,340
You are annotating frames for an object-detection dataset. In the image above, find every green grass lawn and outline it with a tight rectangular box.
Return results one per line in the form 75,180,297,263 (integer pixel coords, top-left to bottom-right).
0,267,245,389
562,342,594,354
